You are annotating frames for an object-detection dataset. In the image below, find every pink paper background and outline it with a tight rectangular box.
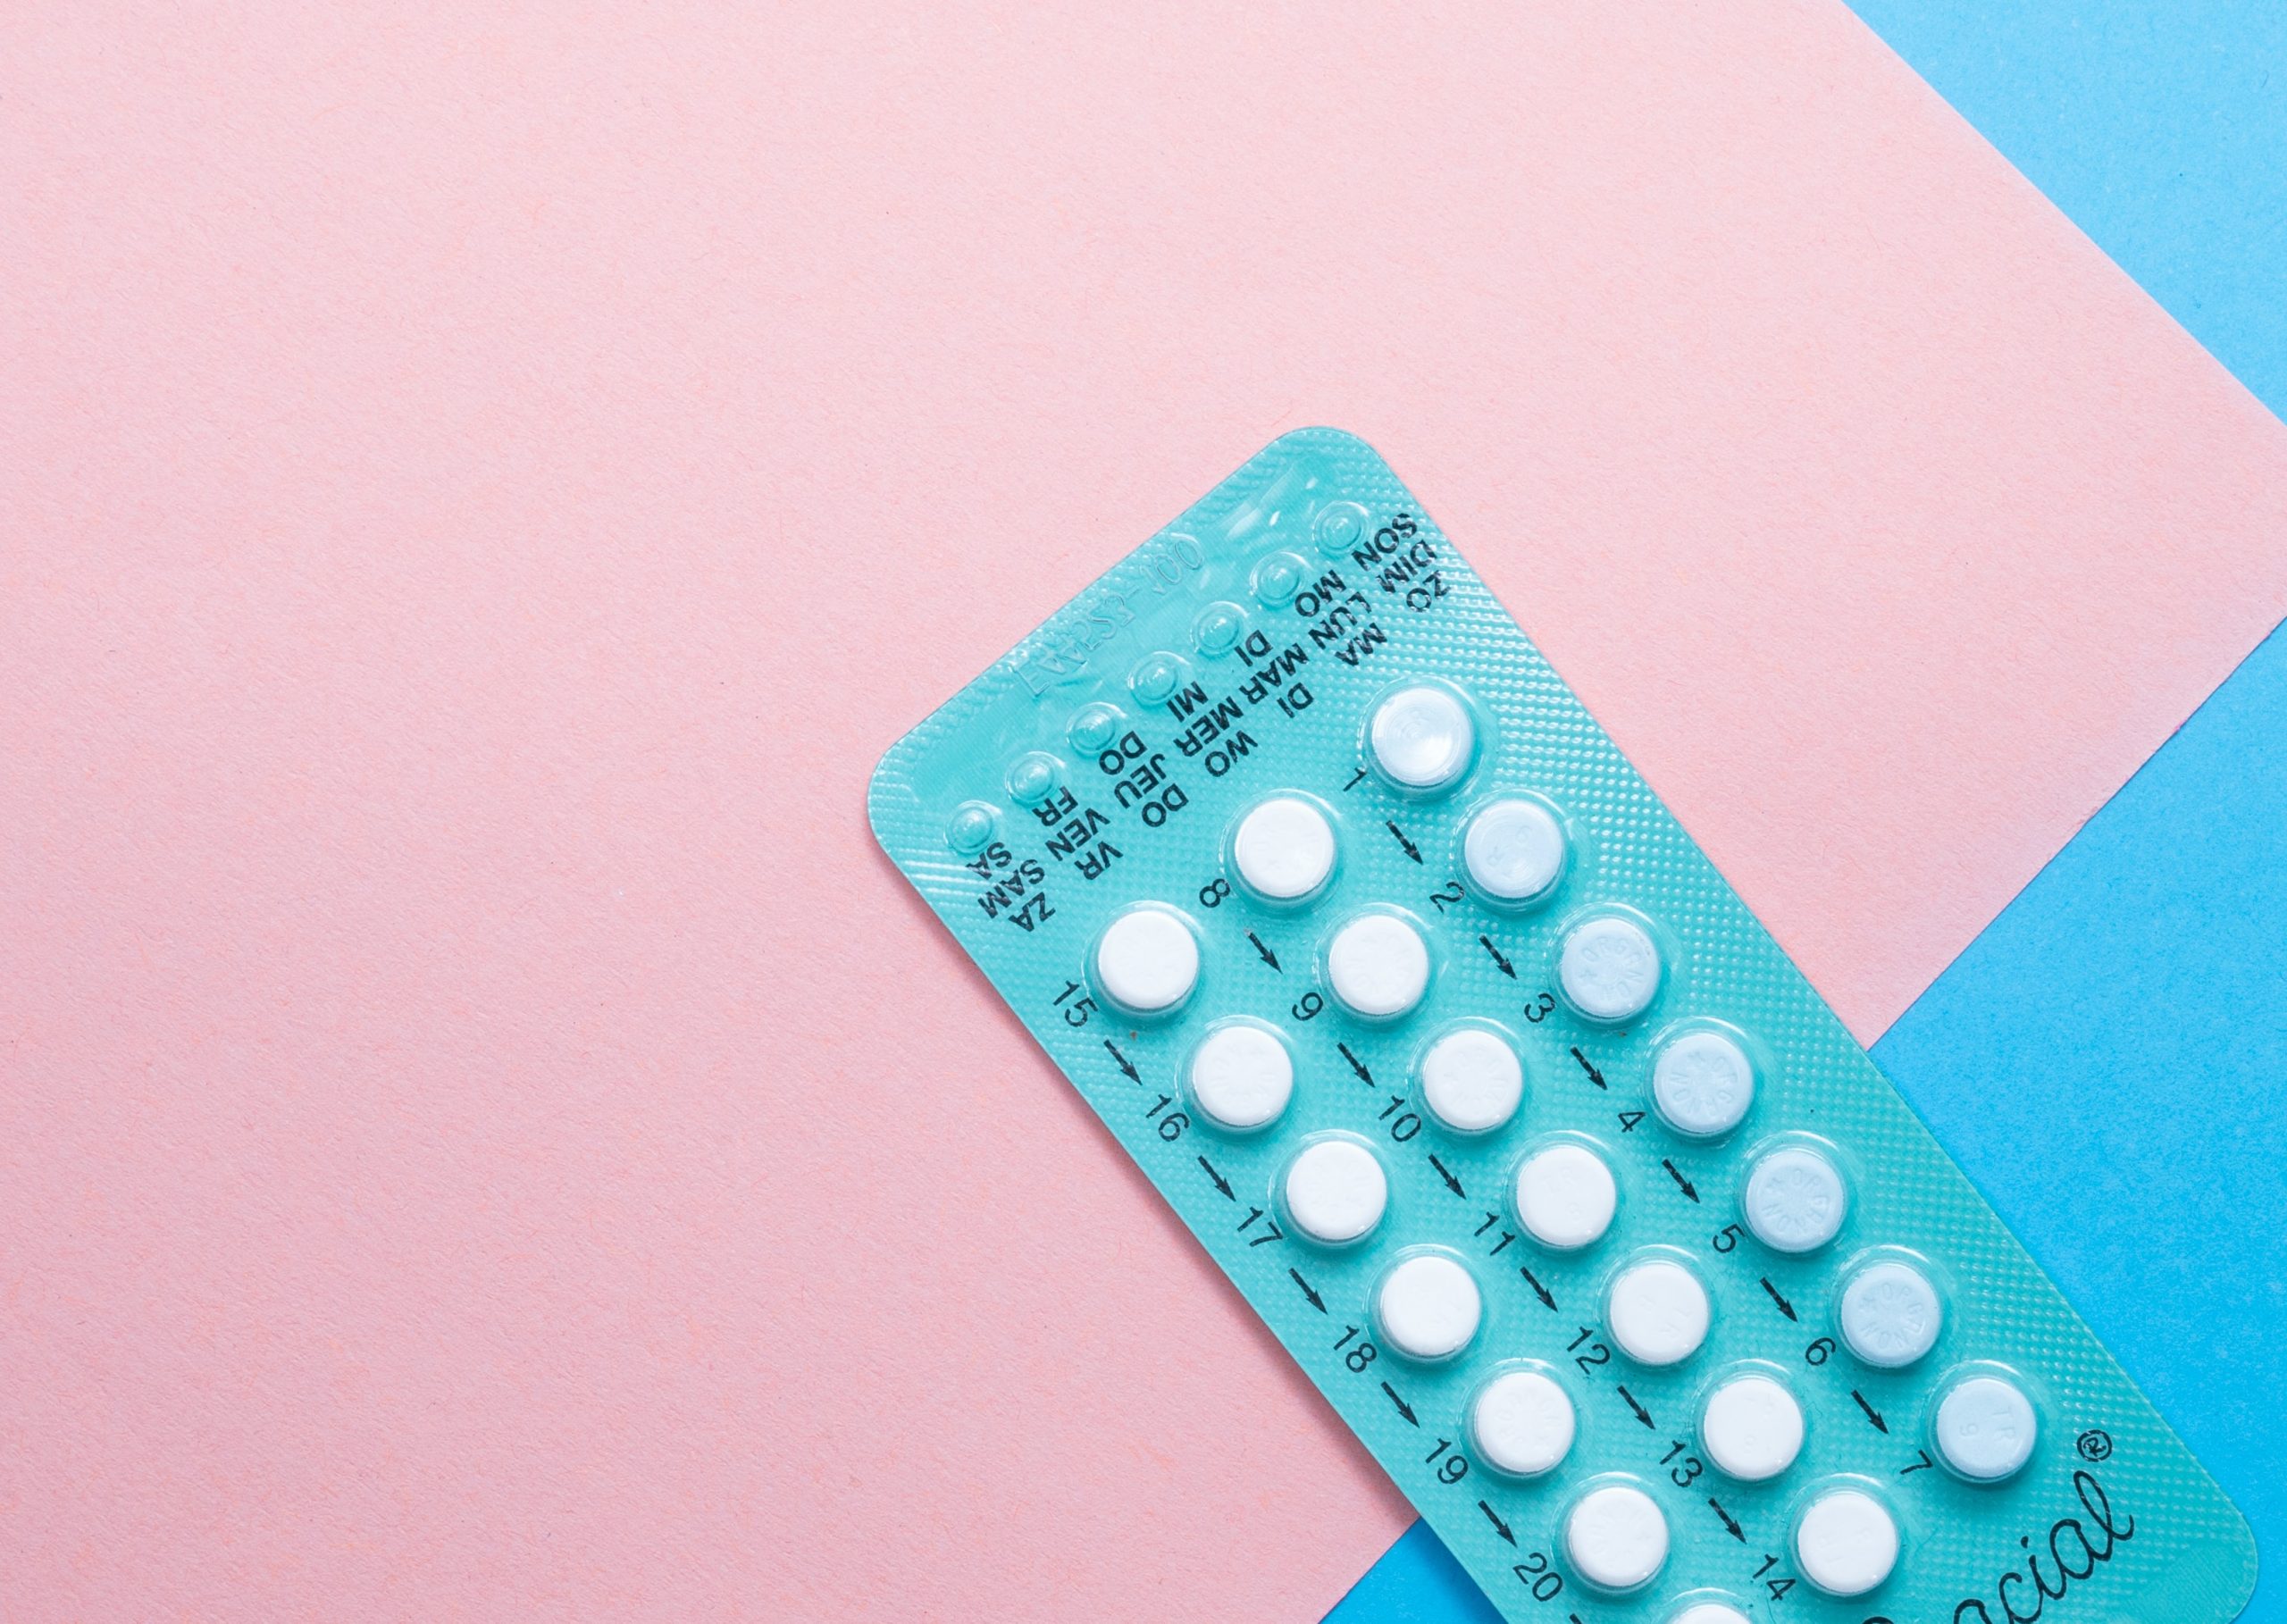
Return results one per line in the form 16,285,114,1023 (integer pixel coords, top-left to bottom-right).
6,3,2286,1620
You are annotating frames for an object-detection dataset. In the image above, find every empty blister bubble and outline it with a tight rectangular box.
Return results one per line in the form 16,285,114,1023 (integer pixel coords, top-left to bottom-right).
1470,1369,1575,1478
1374,1253,1482,1361
1840,1260,1943,1369
1230,795,1336,901
872,431,2258,1624
1605,1258,1710,1366
1326,912,1431,1018
1462,797,1566,904
1419,1026,1523,1133
1185,1022,1292,1131
1369,683,1475,791
1283,1139,1386,1244
1700,1373,1805,1481
1093,906,1199,1015
1652,1028,1755,1137
1558,914,1663,1023
1744,1143,1847,1253
1934,1374,2038,1483
1794,1486,1899,1597
1514,1143,1617,1250
1565,1484,1668,1593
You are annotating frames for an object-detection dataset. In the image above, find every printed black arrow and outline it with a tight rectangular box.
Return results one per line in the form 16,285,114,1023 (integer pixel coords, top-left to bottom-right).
1338,1042,1374,1085
1569,1047,1607,1090
1479,934,1516,978
1662,1159,1700,1203
1852,1390,1890,1434
1103,1039,1139,1083
1386,820,1423,864
1289,1267,1326,1313
1381,1381,1419,1426
1248,930,1280,971
1616,1385,1655,1431
1197,1155,1234,1201
1428,1154,1466,1200
1342,766,1369,793
1760,1277,1798,1322
1478,1500,1517,1545
1518,1264,1557,1313
1708,1497,1746,1543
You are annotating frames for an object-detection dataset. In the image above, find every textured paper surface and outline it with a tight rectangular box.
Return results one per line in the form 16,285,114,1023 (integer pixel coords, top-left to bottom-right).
7,3,2287,1620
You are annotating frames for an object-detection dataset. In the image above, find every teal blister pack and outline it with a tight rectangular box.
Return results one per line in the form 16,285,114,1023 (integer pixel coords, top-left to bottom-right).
867,431,2257,1623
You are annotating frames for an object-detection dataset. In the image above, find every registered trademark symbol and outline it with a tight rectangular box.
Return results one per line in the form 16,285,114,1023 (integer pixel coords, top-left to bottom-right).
2076,1428,2114,1462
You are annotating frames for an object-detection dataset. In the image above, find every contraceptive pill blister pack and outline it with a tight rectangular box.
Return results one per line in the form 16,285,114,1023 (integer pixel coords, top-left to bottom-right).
867,431,2256,1624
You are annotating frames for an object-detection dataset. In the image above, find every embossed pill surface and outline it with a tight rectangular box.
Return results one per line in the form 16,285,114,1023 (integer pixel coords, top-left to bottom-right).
1793,1487,1899,1597
1370,684,1475,790
1231,795,1336,901
1185,1023,1292,1131
1470,1370,1575,1478
1282,1139,1387,1244
1419,1026,1524,1133
1565,1484,1668,1592
872,430,2257,1624
1326,912,1431,1018
1374,1253,1482,1360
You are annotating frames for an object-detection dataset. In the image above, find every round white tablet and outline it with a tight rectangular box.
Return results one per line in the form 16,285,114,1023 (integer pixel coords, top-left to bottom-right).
1652,1029,1755,1138
1370,685,1475,790
1794,1488,1899,1597
1463,798,1566,903
1093,906,1200,1014
1326,913,1431,1018
1420,1027,1524,1133
1187,1024,1293,1131
1743,1145,1847,1253
1700,1374,1805,1481
1605,1260,1711,1367
1669,1604,1752,1624
1558,916,1663,1023
1935,1376,2038,1482
1231,796,1337,901
1374,1254,1482,1361
1283,1140,1387,1244
1839,1260,1943,1369
1470,1370,1575,1478
1514,1143,1618,1250
1564,1484,1668,1593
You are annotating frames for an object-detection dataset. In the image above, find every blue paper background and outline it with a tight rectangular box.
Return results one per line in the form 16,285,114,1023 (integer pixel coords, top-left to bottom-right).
1330,624,2287,1620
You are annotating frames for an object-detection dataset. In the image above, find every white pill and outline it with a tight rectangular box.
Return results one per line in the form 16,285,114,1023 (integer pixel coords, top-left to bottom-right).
1327,913,1431,1018
1935,1376,2039,1482
1232,796,1336,900
1470,1370,1575,1478
1187,1025,1293,1131
1370,685,1475,790
1514,1143,1617,1250
1669,1604,1752,1624
1605,1260,1711,1367
1839,1261,1943,1369
1093,907,1199,1014
1652,1029,1755,1137
1420,1027,1524,1133
1283,1140,1387,1243
1375,1254,1482,1361
1463,798,1566,903
1793,1488,1899,1597
1700,1375,1805,1481
1564,1484,1668,1592
1558,916,1662,1023
1744,1145,1847,1253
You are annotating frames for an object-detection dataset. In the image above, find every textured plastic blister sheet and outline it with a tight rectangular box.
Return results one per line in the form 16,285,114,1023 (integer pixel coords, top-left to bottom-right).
867,430,2255,1623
